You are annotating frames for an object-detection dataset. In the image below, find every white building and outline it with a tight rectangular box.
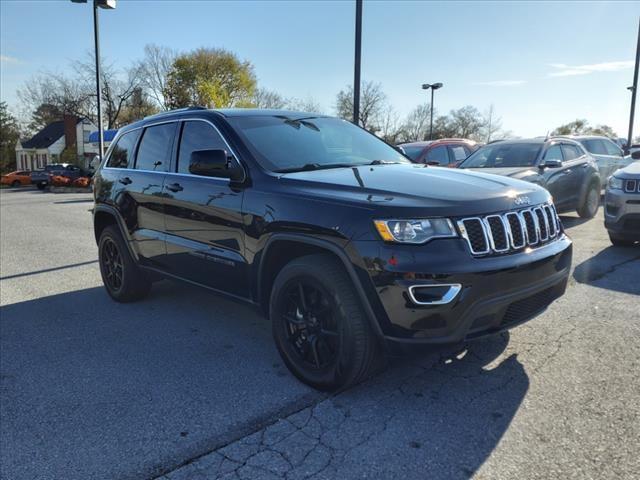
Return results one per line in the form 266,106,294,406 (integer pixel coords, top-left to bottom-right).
15,115,98,171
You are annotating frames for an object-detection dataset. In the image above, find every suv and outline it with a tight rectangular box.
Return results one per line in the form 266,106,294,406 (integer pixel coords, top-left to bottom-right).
459,138,601,218
604,156,640,246
93,108,572,390
556,135,631,187
31,163,89,189
398,138,480,167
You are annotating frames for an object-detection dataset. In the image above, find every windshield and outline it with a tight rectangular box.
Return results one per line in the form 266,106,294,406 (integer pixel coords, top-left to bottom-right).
227,116,410,172
400,145,425,161
460,143,542,168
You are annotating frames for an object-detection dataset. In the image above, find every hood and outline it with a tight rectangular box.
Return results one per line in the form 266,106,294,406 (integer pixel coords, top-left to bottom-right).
464,166,541,181
277,164,549,216
615,160,640,177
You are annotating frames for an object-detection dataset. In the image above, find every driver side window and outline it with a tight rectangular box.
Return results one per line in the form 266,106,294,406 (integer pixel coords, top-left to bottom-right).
544,145,563,162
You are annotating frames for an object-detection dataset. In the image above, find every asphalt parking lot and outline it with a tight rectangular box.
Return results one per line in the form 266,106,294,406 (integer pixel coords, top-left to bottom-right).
1,187,639,480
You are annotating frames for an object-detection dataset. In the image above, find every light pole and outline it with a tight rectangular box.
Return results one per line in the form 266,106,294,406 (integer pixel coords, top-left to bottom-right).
71,0,116,159
421,82,443,140
627,18,639,149
353,0,363,125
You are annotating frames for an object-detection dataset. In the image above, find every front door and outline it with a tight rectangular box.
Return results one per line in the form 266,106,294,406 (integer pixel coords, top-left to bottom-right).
163,120,248,297
540,144,577,210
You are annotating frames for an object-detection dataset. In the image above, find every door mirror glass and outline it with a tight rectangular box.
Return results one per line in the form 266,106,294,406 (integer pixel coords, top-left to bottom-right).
189,149,229,176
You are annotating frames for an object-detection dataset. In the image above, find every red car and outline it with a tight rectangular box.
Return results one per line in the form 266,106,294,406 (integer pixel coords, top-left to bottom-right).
398,139,480,167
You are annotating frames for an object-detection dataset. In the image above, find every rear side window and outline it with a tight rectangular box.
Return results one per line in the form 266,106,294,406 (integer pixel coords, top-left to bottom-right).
400,145,425,161
561,144,581,160
135,123,176,172
425,145,449,165
580,139,607,155
178,121,228,174
448,145,468,162
107,130,140,169
603,140,622,156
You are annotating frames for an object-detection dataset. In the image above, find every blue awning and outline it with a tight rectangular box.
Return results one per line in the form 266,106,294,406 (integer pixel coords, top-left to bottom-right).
88,129,118,143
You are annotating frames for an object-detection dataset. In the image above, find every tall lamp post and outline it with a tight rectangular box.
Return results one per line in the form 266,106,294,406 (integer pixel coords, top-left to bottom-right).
71,0,116,159
421,82,443,140
627,18,639,150
353,0,363,125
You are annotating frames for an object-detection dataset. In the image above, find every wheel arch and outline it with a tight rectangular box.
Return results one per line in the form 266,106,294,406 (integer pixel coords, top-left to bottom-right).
93,204,139,261
257,234,385,340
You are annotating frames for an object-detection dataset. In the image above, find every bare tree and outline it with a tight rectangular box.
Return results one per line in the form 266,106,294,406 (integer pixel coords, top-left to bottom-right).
481,104,504,142
400,103,432,142
379,106,403,144
335,81,387,131
134,44,176,110
286,97,323,113
252,88,287,109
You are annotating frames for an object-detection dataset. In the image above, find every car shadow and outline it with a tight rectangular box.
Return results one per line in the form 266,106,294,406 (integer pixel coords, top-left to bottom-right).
1,281,528,480
573,246,640,295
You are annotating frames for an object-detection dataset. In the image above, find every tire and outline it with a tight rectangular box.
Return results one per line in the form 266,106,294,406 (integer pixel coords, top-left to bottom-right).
36,182,46,190
98,225,151,302
270,254,381,391
609,233,636,247
11,180,20,188
577,182,600,219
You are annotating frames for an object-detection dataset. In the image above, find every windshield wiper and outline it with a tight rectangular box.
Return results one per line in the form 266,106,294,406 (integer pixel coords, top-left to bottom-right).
275,163,355,173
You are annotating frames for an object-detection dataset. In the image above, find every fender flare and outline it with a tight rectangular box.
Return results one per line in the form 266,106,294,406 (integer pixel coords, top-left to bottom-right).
577,171,601,208
258,233,385,340
93,204,139,261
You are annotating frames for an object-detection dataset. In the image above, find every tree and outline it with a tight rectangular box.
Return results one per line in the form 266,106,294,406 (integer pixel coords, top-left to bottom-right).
252,88,287,109
118,87,159,125
28,103,64,132
335,81,387,131
378,106,403,144
552,119,618,138
0,102,21,173
285,97,323,113
481,104,503,142
134,44,176,110
400,103,432,142
165,48,256,108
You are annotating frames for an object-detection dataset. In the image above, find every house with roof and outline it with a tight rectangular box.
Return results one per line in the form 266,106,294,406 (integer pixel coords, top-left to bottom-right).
15,115,98,171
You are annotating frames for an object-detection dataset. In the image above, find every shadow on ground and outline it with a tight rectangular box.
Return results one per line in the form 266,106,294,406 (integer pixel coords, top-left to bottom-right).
573,246,640,295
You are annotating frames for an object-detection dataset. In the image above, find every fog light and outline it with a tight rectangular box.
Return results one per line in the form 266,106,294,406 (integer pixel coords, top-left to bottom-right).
408,284,462,305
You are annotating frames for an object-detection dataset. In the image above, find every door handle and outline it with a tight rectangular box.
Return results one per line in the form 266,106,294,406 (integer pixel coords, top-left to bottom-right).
118,176,132,185
562,170,572,175
166,182,183,192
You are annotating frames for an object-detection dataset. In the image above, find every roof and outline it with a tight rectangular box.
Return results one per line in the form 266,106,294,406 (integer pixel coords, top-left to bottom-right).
88,129,118,143
214,108,325,118
20,118,83,149
399,138,478,147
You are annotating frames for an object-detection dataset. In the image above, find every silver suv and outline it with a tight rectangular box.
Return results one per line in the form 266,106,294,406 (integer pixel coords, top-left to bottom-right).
605,157,640,246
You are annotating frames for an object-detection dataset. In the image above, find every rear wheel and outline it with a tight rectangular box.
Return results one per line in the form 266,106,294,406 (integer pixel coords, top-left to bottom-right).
609,233,636,247
11,180,20,188
98,225,151,302
270,254,381,391
36,182,46,190
577,182,599,219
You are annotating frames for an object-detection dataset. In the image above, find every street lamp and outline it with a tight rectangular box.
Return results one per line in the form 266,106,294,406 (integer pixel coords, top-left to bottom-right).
421,82,443,140
627,18,639,150
71,0,116,160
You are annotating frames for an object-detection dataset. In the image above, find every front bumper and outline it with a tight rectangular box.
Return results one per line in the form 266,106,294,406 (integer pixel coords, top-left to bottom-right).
351,235,572,345
604,187,640,239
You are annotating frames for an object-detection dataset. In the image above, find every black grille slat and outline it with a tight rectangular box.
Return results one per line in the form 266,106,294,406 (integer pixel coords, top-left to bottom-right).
625,179,638,193
459,204,560,256
462,219,488,254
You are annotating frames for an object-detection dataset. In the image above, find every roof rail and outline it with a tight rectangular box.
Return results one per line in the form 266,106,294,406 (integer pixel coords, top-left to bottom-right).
143,106,207,120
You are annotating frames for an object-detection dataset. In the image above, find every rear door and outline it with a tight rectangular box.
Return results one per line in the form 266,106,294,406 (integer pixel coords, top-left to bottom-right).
602,138,628,174
540,143,576,210
580,138,612,185
115,122,177,266
162,119,249,297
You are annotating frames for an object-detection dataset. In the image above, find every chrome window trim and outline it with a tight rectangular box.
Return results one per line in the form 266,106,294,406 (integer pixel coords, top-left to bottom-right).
408,284,462,306
102,117,247,183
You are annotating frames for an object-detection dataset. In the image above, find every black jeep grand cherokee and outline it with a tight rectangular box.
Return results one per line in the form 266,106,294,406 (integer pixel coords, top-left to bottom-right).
93,108,572,390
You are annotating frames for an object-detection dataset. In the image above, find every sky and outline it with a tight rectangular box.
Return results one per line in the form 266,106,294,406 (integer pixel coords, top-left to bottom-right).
1,0,639,138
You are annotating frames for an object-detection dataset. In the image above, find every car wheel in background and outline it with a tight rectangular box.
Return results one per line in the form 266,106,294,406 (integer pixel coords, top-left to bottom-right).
577,182,600,219
11,180,20,188
98,225,151,302
36,182,46,190
270,254,381,391
608,233,636,247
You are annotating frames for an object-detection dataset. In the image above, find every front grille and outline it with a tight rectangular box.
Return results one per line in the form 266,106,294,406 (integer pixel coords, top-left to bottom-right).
624,179,640,193
458,203,561,256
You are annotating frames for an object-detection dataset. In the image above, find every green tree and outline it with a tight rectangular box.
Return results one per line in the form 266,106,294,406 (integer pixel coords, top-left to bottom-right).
0,102,21,173
28,103,64,132
551,119,617,138
165,48,256,108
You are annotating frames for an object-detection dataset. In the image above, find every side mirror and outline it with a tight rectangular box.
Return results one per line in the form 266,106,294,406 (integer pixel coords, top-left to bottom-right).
631,150,640,160
189,149,242,180
540,158,562,169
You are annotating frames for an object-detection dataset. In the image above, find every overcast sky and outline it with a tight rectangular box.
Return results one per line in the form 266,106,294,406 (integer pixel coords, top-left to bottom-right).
1,0,638,137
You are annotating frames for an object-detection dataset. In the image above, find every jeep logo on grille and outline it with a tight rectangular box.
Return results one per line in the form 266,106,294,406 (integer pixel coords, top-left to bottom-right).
514,196,531,206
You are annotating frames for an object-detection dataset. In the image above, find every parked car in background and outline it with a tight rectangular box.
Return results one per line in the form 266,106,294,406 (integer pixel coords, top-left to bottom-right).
31,164,91,190
614,137,628,150
398,138,480,167
604,155,640,246
557,135,632,187
92,108,572,390
459,137,601,218
1,170,31,187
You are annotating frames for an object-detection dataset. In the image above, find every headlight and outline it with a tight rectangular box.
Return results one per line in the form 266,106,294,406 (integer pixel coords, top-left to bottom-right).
608,176,623,190
374,218,457,244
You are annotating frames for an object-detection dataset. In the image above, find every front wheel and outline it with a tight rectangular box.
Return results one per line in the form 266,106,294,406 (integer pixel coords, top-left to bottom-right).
98,225,151,302
270,254,381,391
36,182,46,190
609,233,636,247
577,182,599,219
